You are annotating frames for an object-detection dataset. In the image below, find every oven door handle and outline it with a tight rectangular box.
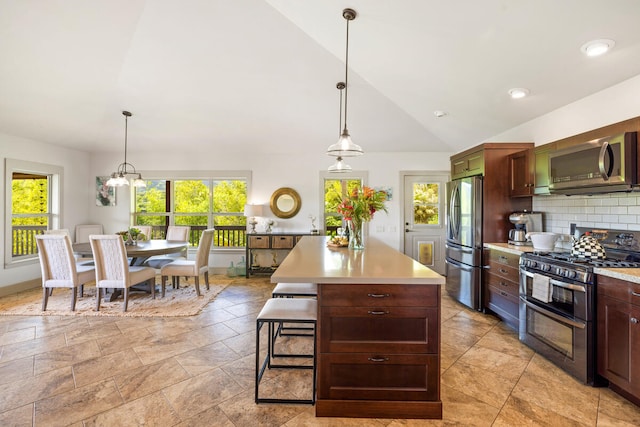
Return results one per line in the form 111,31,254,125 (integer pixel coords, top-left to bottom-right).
520,296,586,329
520,270,586,293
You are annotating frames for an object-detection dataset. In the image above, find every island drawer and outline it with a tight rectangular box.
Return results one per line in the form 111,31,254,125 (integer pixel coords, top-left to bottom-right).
320,306,439,353
317,353,439,401
319,284,439,307
271,235,294,249
597,274,640,305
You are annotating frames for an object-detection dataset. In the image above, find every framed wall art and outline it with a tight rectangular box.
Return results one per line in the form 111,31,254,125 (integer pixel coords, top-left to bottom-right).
96,176,116,206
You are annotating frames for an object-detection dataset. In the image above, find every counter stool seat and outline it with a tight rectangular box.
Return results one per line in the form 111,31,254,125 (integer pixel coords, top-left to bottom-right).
272,282,317,298
255,298,317,404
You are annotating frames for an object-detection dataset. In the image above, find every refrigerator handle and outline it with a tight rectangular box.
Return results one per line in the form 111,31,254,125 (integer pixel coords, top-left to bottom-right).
448,184,459,240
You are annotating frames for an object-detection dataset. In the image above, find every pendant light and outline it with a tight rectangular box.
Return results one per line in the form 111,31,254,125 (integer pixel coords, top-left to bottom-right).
327,8,363,158
329,82,352,172
107,111,146,187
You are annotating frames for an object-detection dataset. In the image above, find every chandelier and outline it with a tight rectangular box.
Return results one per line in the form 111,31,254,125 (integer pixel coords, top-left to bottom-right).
328,82,352,172
107,111,146,187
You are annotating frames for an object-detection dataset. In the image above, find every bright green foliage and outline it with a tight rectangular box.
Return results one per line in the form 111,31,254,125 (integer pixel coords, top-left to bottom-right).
413,183,439,224
11,178,48,226
324,178,362,230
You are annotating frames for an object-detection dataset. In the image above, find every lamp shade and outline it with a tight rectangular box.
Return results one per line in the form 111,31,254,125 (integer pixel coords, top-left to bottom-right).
244,204,264,217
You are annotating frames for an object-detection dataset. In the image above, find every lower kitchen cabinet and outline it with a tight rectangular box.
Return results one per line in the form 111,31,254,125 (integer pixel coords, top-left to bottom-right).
316,283,441,419
483,247,520,330
597,274,640,405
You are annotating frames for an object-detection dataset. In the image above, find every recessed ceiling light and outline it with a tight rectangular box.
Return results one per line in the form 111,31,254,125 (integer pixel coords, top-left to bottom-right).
580,39,615,57
433,110,448,118
508,88,529,99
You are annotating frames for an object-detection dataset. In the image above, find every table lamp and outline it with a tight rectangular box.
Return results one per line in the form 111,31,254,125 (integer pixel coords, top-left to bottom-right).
244,204,264,234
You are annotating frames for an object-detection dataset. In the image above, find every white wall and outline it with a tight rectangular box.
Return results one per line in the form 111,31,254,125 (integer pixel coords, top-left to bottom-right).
89,149,451,270
487,74,640,237
0,133,92,289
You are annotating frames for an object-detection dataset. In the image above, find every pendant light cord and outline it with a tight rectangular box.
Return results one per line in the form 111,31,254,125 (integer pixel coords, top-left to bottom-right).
343,16,350,133
123,113,128,167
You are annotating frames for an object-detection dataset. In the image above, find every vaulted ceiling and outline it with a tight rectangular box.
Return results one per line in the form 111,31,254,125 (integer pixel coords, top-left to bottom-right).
1,0,639,156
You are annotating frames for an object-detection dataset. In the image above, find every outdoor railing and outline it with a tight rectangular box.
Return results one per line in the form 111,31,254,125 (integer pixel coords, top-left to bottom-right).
12,225,47,256
12,224,248,257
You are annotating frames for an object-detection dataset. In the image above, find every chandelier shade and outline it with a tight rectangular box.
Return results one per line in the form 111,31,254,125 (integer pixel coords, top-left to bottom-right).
329,82,352,172
327,8,363,158
107,111,146,187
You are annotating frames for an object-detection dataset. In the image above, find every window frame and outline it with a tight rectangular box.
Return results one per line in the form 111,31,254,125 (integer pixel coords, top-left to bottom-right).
132,170,251,248
4,158,63,268
319,170,368,234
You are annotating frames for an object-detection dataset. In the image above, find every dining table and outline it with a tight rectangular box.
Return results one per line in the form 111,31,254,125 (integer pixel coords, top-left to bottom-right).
73,239,189,301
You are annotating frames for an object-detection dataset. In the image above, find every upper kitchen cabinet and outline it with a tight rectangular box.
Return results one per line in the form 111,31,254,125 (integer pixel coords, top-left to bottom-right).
451,149,484,179
508,143,556,197
508,149,534,197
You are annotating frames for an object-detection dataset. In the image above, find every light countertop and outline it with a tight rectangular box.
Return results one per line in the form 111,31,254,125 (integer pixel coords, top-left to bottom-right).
271,236,445,285
484,242,538,256
594,267,640,284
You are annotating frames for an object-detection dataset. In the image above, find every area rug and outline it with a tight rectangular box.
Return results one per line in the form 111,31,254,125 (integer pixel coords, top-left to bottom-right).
0,274,236,318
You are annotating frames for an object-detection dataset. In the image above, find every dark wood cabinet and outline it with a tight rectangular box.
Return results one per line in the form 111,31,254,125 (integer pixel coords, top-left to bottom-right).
317,283,441,419
451,149,484,180
597,274,640,405
483,248,520,330
508,149,534,197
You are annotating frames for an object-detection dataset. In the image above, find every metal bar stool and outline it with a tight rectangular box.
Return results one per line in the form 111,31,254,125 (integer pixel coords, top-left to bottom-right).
272,282,318,339
255,298,317,404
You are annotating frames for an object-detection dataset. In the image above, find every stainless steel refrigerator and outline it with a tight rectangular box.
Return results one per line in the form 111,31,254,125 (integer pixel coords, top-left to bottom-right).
445,176,483,311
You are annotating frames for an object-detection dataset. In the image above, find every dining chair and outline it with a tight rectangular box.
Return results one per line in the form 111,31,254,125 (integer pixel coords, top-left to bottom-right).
144,225,191,270
133,225,152,241
160,228,214,297
44,228,71,238
36,234,95,311
89,234,157,312
74,224,103,243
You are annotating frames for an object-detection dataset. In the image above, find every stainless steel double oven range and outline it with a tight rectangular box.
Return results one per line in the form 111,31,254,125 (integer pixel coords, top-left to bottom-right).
519,227,640,385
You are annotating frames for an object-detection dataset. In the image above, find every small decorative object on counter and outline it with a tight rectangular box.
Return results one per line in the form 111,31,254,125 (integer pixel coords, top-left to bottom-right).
309,214,319,234
265,219,276,233
336,186,388,250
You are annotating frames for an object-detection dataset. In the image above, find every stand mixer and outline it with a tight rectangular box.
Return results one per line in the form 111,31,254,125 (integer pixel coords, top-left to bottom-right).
508,212,543,245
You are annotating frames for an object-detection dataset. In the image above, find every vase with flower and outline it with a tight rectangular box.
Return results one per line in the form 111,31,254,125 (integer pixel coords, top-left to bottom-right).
336,186,388,250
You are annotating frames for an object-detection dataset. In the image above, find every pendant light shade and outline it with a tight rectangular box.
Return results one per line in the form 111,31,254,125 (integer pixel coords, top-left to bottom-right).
107,111,146,187
327,8,363,158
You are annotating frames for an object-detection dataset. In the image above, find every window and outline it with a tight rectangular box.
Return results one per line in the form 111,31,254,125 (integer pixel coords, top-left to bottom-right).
134,173,249,247
412,183,440,225
4,159,62,267
320,171,366,235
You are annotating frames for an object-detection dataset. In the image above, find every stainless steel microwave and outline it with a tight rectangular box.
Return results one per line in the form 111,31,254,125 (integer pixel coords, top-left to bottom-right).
549,132,637,195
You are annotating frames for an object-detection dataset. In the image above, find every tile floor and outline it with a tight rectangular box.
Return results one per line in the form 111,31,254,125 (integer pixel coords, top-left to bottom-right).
0,277,639,426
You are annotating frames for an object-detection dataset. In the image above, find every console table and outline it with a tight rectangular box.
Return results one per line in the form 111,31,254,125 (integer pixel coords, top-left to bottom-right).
245,232,309,277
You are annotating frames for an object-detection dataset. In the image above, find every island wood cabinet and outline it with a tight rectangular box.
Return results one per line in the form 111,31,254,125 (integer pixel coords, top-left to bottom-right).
245,233,307,277
483,248,520,330
597,274,640,405
317,283,442,419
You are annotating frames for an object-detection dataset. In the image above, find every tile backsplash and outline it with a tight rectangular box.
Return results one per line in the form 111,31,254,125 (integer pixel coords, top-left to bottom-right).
533,192,640,234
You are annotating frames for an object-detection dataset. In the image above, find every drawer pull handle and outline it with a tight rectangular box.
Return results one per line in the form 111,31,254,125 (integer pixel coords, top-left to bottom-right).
631,291,640,297
367,310,389,315
500,291,508,297
500,281,508,287
499,268,508,274
368,357,389,363
631,318,639,324
498,256,508,263
367,293,391,298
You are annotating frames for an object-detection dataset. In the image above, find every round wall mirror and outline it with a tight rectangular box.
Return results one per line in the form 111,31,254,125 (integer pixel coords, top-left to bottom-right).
270,187,301,219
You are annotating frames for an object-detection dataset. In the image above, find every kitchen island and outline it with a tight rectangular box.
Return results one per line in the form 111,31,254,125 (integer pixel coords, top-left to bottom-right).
271,235,445,419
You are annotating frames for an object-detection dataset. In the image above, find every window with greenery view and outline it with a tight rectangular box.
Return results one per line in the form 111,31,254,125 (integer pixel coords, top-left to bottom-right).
4,159,62,266
413,183,440,225
134,177,247,247
324,177,362,235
